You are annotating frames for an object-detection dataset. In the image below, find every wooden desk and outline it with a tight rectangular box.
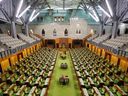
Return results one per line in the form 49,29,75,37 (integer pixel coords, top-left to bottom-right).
79,78,84,86
4,84,16,94
74,66,79,71
44,78,50,86
35,77,41,84
76,71,81,77
49,66,54,71
84,70,89,76
48,71,52,77
103,86,114,96
39,70,44,76
28,86,37,96
93,87,102,96
40,88,47,96
114,85,127,95
82,88,89,96
88,77,94,85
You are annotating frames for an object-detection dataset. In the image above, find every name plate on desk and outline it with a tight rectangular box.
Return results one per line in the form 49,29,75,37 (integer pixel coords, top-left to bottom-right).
44,78,50,86
39,70,44,76
73,59,75,62
93,87,102,96
82,88,89,96
48,71,52,77
74,62,77,66
79,78,84,86
103,86,114,96
40,88,47,96
53,59,56,62
51,62,55,66
74,66,79,71
76,71,81,77
49,66,54,71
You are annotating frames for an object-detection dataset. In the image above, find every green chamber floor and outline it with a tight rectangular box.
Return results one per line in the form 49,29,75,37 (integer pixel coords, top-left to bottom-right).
48,51,81,96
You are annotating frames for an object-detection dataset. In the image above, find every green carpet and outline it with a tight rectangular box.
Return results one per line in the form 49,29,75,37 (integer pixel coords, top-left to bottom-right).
48,51,81,96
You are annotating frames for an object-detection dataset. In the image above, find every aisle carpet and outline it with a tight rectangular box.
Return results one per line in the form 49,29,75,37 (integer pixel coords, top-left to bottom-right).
48,51,81,96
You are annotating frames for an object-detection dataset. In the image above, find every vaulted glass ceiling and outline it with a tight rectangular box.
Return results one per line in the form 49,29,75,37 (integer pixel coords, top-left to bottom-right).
39,0,103,9
28,0,104,24
0,0,128,25
47,0,80,9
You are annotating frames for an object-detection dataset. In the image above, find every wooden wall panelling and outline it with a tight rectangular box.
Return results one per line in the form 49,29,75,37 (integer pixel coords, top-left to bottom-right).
34,46,36,52
39,42,42,48
10,55,18,65
17,52,23,61
119,59,128,72
89,44,92,50
18,54,23,61
0,64,2,73
94,46,96,53
93,45,96,53
31,47,33,54
29,48,32,54
45,39,55,48
92,45,94,52
68,38,72,48
111,55,119,66
55,38,59,48
32,46,34,53
29,48,31,54
105,52,111,61
23,49,27,57
27,48,30,55
97,48,102,56
36,44,38,50
33,46,35,52
37,43,40,49
1,59,10,72
101,49,105,58
100,49,103,56
0,42,42,73
85,42,128,72
59,38,68,48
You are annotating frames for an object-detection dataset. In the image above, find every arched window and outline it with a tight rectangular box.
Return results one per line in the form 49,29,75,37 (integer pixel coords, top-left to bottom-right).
124,28,128,34
102,29,105,35
76,30,78,34
53,29,57,36
117,29,120,36
42,29,45,36
0,28,3,34
79,30,81,34
64,28,68,36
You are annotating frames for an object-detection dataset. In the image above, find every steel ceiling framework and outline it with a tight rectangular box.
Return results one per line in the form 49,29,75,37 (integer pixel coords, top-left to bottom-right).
0,0,128,37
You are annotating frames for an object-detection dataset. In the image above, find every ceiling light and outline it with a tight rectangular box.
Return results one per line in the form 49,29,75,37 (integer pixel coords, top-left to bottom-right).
92,10,99,22
98,5,111,17
16,0,23,17
105,0,113,16
29,10,36,22
30,12,40,22
18,5,31,18
89,13,99,22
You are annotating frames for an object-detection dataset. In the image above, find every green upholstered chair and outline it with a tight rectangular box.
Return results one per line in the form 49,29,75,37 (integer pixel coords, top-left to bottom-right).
88,88,93,96
124,76,128,83
0,89,3,96
105,92,110,96
99,87,105,95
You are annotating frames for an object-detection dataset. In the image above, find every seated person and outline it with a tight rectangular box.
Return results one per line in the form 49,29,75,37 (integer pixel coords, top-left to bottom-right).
60,53,66,60
65,76,69,84
60,63,68,69
59,75,65,85
59,75,69,85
